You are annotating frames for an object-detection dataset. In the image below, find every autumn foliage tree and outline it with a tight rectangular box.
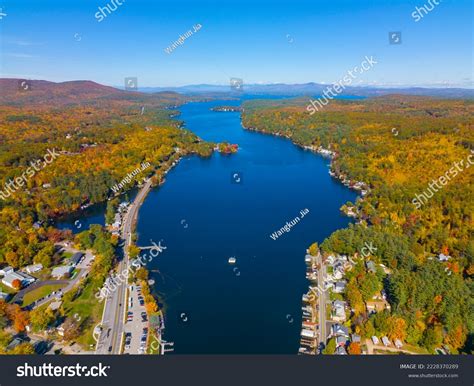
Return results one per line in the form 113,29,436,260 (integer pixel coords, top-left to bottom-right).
348,342,362,355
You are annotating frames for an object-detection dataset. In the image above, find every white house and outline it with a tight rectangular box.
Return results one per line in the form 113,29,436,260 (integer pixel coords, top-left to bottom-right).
51,265,73,279
0,266,14,277
438,253,450,262
333,281,347,293
25,263,43,274
332,300,347,321
381,336,391,347
371,336,379,345
0,291,9,301
394,339,403,349
2,271,36,289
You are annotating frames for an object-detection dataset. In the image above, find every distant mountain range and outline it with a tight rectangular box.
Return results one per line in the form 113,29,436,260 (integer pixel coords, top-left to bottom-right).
1,79,472,106
137,82,474,98
0,79,189,106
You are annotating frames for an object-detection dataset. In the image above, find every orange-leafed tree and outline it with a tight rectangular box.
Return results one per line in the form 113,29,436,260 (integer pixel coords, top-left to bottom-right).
145,301,158,314
347,342,362,355
11,279,22,290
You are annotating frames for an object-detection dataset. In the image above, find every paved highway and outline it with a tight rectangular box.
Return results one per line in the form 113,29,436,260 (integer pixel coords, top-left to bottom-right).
316,253,327,350
96,178,153,354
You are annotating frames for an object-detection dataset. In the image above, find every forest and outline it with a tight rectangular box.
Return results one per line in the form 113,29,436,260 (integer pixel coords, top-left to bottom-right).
0,80,212,269
242,95,474,353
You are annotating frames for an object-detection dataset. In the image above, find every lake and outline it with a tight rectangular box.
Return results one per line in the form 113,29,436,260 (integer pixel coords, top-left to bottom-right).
136,99,357,354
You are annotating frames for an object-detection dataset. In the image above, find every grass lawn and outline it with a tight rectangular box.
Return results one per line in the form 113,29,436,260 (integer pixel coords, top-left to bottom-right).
0,282,15,294
22,283,66,307
62,277,104,350
31,268,52,281
62,251,73,260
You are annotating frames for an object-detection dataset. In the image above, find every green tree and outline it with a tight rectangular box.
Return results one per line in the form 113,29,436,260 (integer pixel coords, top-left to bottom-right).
323,337,336,354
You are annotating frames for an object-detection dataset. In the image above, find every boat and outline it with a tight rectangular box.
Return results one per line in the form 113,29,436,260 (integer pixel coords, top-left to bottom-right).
228,257,236,264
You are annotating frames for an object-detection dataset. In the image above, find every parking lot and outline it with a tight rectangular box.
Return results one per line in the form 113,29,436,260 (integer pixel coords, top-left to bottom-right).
122,284,149,354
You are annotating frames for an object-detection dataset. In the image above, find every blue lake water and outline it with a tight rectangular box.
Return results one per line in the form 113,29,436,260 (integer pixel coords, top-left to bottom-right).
136,99,357,354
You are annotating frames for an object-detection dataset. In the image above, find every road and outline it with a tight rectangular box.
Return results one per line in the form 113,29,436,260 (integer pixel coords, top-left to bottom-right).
316,253,327,349
96,178,153,354
17,250,95,310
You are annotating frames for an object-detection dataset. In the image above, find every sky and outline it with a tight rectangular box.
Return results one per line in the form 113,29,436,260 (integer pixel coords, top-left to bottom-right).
0,0,472,87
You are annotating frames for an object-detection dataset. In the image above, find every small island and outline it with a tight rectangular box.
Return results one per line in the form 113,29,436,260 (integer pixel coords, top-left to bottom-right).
216,142,239,154
211,106,242,112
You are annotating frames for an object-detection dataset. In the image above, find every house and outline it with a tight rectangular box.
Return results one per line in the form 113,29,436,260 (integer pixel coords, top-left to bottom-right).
332,300,347,321
438,253,450,262
371,336,379,345
335,345,347,355
0,291,9,301
301,329,317,339
381,336,391,347
332,324,349,338
336,335,347,347
0,265,14,277
70,252,84,267
51,265,73,279
6,337,26,351
2,271,36,289
394,339,403,349
351,334,361,343
49,300,62,311
333,281,346,293
366,260,376,273
25,263,43,274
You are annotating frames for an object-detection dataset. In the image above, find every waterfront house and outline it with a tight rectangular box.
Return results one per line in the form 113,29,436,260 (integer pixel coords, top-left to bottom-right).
51,265,73,279
371,336,379,345
335,346,347,355
2,271,36,289
25,263,43,274
381,336,391,347
301,329,317,339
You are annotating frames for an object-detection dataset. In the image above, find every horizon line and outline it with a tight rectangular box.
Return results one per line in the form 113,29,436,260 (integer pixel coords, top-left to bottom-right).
1,76,473,90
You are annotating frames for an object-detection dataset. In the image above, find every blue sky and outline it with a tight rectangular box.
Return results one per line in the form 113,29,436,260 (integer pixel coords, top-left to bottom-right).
0,0,472,87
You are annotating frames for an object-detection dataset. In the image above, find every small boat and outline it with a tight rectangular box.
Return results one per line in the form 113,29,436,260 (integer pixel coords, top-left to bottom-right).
228,257,237,264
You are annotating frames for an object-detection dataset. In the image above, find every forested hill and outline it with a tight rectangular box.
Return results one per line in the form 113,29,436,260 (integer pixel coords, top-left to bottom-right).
0,79,214,269
242,95,474,353
0,79,189,107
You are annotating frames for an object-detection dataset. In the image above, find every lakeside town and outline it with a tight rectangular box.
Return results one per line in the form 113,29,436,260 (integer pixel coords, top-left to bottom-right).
0,178,168,355
299,245,456,356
